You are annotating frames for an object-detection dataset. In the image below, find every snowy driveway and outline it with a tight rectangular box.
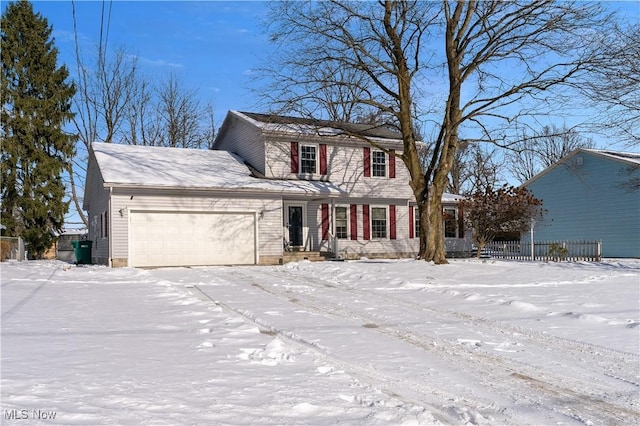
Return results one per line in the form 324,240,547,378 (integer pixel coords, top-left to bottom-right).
2,259,639,425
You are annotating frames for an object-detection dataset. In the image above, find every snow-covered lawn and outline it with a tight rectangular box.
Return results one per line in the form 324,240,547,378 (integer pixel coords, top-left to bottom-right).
1,258,638,425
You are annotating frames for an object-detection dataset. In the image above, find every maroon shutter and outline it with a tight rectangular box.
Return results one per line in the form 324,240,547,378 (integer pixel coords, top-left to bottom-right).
409,206,414,239
363,204,370,240
363,147,371,177
350,204,358,240
390,205,396,240
389,149,396,178
290,142,299,173
458,206,464,239
321,204,329,241
320,144,327,175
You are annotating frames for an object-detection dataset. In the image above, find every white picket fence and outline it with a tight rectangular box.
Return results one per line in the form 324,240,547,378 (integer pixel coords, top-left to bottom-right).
483,240,601,262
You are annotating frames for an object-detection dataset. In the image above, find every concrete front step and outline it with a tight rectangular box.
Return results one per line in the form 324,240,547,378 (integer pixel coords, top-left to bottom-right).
282,251,330,263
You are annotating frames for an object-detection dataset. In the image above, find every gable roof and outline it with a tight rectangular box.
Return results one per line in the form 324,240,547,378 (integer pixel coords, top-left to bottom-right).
523,148,640,187
219,110,404,143
89,142,343,195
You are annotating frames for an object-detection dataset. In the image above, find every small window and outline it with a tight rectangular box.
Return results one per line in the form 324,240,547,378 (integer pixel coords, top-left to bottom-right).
444,208,457,238
414,207,420,238
335,207,348,239
300,145,317,174
371,207,387,239
372,151,386,177
100,211,108,239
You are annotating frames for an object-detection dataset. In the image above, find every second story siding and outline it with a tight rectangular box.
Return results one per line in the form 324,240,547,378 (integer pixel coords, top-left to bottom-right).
264,137,413,199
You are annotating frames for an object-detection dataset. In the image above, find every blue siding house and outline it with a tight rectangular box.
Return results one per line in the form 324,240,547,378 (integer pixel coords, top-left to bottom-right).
523,149,639,258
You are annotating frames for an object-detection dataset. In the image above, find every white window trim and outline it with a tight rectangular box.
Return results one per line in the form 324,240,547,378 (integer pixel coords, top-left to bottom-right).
371,150,387,178
413,206,419,238
370,205,389,240
299,143,319,176
283,201,308,248
334,205,350,240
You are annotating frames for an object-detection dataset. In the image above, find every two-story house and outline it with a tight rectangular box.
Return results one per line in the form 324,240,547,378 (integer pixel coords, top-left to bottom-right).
83,110,470,267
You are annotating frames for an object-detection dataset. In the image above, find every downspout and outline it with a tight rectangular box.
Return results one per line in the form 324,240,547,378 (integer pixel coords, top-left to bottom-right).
331,198,338,259
108,187,113,267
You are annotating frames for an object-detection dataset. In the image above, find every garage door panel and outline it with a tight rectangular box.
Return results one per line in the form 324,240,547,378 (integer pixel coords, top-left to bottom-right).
130,211,256,267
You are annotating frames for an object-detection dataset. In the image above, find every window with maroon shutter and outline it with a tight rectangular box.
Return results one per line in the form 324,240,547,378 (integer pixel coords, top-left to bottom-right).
362,205,370,240
389,149,396,178
321,204,329,240
409,206,414,239
320,144,327,175
335,207,348,239
389,205,396,240
457,206,464,239
350,204,358,240
290,142,299,173
372,150,386,177
363,147,371,177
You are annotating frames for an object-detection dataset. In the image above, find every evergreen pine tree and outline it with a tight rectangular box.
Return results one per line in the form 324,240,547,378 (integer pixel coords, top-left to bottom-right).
1,0,76,258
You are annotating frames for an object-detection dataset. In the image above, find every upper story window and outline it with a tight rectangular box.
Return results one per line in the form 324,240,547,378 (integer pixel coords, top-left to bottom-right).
300,144,317,174
291,142,326,175
364,147,395,178
372,150,386,177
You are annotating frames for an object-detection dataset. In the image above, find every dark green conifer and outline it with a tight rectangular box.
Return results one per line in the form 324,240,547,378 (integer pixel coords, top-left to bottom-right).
1,0,76,258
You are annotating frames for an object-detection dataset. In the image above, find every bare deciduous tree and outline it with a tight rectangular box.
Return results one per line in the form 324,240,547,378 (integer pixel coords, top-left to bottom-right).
507,125,594,183
580,22,639,146
156,73,202,148
449,142,503,195
260,0,611,263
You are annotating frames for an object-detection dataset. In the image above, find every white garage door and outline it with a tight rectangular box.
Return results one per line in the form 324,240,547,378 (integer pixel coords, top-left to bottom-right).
129,211,256,267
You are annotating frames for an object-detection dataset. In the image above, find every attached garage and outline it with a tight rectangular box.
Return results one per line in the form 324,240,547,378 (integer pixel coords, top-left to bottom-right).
129,210,257,267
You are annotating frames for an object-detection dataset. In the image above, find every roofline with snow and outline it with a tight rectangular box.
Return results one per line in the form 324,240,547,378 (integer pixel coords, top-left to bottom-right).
522,148,640,187
214,110,405,149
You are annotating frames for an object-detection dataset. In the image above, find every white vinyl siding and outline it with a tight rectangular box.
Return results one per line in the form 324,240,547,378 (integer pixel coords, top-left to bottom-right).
213,112,266,174
110,190,282,264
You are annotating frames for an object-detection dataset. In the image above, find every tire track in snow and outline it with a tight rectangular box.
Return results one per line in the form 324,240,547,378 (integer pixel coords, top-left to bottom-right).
189,282,501,425
211,267,639,425
1,266,61,320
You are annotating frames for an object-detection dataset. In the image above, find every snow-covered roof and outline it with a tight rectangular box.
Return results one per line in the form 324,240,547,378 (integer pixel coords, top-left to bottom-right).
233,111,404,144
91,143,344,196
523,148,640,187
583,149,640,165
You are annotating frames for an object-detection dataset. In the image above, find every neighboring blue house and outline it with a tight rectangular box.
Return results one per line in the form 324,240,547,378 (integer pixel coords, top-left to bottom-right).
522,149,639,258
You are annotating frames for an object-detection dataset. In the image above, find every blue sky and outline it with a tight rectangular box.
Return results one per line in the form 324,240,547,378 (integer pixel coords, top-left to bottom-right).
19,0,640,142
30,1,272,124
5,1,639,227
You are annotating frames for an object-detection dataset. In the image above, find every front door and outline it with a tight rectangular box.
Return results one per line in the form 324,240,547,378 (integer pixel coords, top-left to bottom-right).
287,206,303,247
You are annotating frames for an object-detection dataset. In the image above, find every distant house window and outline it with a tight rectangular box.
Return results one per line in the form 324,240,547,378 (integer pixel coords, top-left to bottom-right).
300,144,317,174
371,207,387,239
444,208,457,238
335,207,348,239
372,150,386,177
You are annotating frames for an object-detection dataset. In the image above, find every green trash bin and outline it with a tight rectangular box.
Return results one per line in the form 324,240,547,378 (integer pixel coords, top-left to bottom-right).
72,240,92,264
